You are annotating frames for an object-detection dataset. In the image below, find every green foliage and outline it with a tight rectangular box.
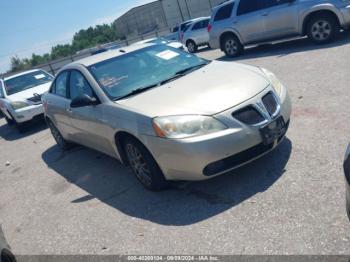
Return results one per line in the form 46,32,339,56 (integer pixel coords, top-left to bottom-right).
9,23,121,73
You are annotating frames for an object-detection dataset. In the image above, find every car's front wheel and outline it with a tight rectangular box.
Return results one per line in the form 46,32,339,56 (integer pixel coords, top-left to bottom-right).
4,114,15,126
123,137,168,191
47,120,72,150
186,40,198,53
307,14,340,44
223,34,243,58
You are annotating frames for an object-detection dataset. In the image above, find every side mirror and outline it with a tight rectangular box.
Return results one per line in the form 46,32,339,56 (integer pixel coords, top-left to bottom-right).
70,94,99,108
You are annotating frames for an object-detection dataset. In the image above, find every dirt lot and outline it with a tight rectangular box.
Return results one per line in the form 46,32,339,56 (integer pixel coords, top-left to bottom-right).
0,32,350,255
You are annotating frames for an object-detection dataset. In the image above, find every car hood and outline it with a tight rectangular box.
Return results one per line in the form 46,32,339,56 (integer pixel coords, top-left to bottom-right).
117,61,269,117
6,82,52,102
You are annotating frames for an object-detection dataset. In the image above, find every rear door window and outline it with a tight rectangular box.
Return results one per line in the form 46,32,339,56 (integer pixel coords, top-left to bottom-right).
237,0,264,16
192,19,210,31
53,71,69,98
214,3,234,22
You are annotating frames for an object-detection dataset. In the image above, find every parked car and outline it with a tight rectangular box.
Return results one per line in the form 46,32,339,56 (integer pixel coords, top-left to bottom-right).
133,37,184,50
0,226,16,262
208,0,350,57
164,25,180,41
0,69,54,132
182,17,211,53
344,144,350,220
43,43,292,191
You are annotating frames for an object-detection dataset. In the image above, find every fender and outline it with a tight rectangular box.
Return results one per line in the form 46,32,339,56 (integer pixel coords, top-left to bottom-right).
219,28,244,49
299,3,345,33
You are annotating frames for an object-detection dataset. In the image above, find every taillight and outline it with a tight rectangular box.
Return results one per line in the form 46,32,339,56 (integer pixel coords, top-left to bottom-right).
207,24,212,33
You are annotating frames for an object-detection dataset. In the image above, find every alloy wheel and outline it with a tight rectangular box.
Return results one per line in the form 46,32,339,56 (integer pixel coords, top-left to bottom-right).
225,39,238,56
187,42,195,53
311,20,332,41
125,143,152,187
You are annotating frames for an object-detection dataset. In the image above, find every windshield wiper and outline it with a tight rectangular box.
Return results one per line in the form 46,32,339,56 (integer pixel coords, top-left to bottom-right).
115,62,210,100
160,62,210,86
174,62,209,76
116,83,159,100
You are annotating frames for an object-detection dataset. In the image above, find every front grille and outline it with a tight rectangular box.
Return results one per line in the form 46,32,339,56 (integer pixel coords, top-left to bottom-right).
27,94,42,104
232,106,265,125
262,92,278,116
203,142,274,176
203,121,290,177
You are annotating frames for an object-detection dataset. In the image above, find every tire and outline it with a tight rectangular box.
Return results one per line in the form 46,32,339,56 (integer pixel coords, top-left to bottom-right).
4,114,14,126
47,120,72,150
186,40,198,53
14,122,26,133
1,249,17,262
307,14,340,44
6,111,25,132
222,34,243,58
123,137,168,191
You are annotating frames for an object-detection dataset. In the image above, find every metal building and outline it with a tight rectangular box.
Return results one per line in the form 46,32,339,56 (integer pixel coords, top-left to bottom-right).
114,0,224,38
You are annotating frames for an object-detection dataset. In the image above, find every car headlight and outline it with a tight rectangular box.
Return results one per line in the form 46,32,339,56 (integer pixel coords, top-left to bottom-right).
153,115,228,139
11,101,29,110
261,68,283,96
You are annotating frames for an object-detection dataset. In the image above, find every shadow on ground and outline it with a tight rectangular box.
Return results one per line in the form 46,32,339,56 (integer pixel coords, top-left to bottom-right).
215,31,350,61
42,138,292,226
0,118,48,141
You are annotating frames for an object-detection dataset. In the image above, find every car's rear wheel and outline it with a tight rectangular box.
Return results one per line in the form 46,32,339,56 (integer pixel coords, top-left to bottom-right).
186,40,198,53
47,120,71,150
223,34,243,57
307,14,340,44
123,137,168,191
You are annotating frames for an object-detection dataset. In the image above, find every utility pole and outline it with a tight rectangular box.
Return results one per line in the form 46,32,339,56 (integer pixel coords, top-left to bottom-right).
208,0,213,9
176,0,184,21
184,0,191,19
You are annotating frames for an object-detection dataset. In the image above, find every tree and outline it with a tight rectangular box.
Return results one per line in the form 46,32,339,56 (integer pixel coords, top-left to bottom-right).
8,23,122,73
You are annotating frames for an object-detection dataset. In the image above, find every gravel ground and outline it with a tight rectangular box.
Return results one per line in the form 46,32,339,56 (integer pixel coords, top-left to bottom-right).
0,32,350,255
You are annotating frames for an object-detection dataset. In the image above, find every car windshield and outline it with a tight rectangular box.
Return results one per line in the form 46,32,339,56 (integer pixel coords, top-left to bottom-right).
4,70,53,96
88,45,209,100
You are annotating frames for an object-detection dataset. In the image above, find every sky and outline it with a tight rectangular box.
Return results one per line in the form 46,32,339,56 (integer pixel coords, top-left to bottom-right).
0,0,153,73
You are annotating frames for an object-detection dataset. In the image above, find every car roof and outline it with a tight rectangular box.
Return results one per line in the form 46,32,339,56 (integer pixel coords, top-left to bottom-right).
3,69,43,81
64,43,154,68
180,17,207,25
213,0,235,11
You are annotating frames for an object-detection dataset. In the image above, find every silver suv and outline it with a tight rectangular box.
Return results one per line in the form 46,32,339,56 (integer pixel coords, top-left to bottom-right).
182,17,211,53
208,0,350,57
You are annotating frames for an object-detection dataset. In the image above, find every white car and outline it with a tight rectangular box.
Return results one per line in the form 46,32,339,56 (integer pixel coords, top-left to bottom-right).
132,37,184,50
0,69,54,132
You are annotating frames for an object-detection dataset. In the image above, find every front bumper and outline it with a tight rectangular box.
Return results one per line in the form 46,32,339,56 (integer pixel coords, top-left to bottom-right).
9,104,44,123
344,145,350,220
143,86,292,181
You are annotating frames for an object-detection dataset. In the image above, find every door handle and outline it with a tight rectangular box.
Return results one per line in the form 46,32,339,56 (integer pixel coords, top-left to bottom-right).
262,12,269,16
233,21,238,24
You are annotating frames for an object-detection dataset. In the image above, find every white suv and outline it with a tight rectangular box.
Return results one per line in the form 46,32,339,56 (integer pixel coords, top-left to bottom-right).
0,69,53,132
